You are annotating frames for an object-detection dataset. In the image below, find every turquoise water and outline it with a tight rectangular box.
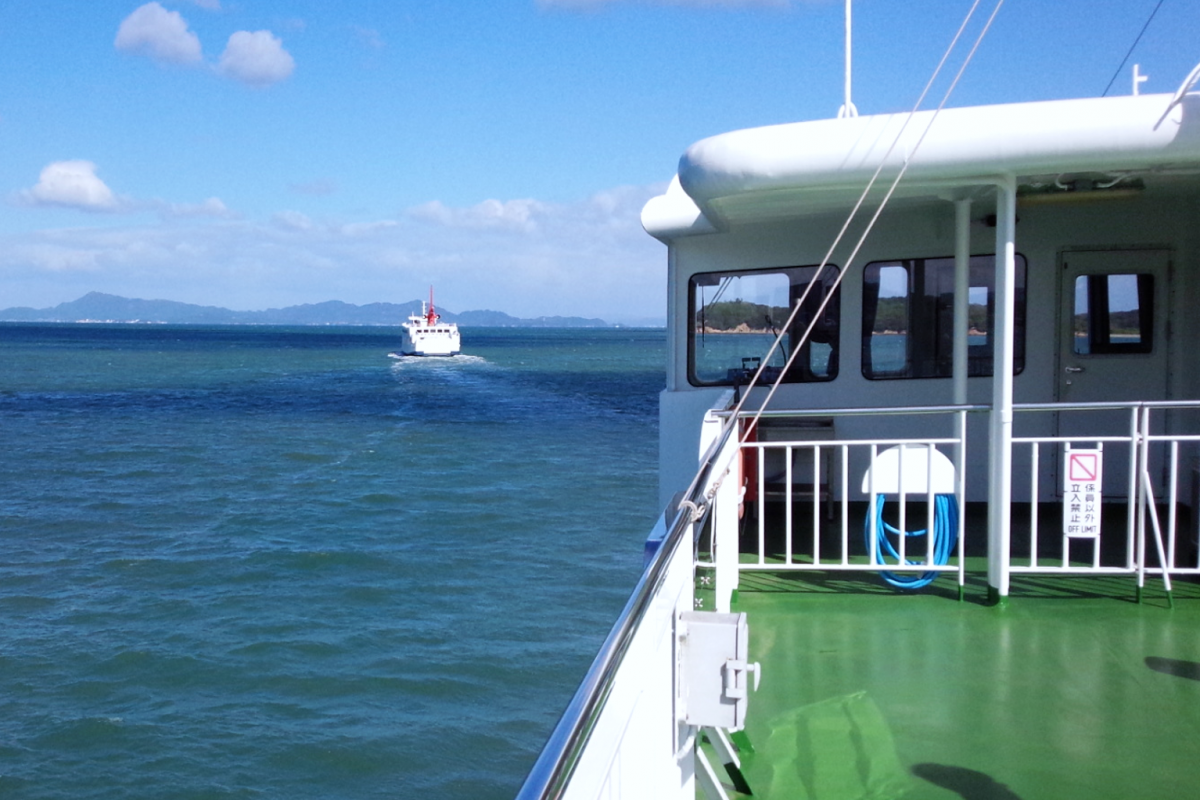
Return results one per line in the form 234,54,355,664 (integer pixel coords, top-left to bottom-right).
0,324,664,799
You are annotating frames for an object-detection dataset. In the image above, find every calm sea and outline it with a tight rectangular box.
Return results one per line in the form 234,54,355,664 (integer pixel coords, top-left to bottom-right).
0,323,664,799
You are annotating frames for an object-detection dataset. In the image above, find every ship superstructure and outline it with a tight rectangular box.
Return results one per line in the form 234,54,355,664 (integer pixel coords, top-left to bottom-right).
400,288,460,357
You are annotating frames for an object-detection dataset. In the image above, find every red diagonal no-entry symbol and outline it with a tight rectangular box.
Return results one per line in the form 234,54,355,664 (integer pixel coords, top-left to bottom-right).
1069,453,1097,482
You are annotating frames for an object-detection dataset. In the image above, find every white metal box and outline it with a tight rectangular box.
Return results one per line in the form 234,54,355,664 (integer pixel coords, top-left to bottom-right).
679,611,758,730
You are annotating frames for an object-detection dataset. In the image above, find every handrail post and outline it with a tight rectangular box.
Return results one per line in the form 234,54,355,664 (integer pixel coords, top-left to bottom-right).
957,409,968,597
953,197,972,407
986,175,1017,604
1127,405,1141,571
1138,405,1174,600
713,433,742,612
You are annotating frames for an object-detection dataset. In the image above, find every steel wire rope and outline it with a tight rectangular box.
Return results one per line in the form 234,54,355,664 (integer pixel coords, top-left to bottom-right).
706,0,1005,488
740,0,1005,582
702,1,1005,597
522,7,1005,797
1102,0,1166,97
745,0,1004,426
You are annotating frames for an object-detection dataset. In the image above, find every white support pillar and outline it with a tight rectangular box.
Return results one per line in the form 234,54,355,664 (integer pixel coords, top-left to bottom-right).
952,199,972,407
987,176,1017,603
665,247,680,393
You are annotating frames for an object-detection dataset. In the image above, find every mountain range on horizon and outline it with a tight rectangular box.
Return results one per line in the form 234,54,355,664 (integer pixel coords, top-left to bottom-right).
0,292,626,328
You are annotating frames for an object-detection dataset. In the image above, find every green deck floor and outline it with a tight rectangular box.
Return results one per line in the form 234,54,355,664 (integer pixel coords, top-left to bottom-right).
721,571,1200,800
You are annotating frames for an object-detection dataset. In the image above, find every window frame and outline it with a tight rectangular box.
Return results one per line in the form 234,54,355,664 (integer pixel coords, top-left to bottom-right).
860,253,1028,381
1071,272,1155,355
687,264,841,388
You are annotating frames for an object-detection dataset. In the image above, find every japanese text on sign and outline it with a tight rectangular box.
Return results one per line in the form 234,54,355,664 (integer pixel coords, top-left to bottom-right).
1063,449,1102,538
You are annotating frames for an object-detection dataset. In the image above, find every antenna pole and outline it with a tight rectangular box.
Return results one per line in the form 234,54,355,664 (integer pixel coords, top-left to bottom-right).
839,0,858,118
1132,63,1148,96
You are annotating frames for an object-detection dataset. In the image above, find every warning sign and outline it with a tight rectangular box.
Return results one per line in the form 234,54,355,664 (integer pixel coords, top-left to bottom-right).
1063,448,1102,538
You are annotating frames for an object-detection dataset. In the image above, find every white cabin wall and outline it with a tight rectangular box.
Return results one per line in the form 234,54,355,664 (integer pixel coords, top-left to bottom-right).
1169,194,1200,401
658,186,1200,503
1018,190,1196,404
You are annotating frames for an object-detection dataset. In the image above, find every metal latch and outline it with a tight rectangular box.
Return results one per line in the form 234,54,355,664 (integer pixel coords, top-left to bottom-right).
723,658,761,700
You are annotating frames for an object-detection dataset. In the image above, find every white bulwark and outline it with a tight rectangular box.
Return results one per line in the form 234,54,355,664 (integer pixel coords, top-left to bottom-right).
1063,447,1103,538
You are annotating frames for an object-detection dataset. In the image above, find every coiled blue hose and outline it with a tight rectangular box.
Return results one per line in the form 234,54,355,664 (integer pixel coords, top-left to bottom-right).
865,494,959,589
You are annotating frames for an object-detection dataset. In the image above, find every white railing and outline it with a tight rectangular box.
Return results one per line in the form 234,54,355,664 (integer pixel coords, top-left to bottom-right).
707,400,1200,602
1140,403,1200,578
703,405,979,604
1011,402,1200,585
1011,402,1141,575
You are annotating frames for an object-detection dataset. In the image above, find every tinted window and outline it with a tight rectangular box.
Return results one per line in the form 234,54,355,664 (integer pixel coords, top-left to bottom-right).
689,265,840,387
862,254,1026,380
1072,273,1154,354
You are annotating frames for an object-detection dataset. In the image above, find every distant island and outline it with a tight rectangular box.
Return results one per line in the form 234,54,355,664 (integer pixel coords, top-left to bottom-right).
0,292,613,328
696,299,789,333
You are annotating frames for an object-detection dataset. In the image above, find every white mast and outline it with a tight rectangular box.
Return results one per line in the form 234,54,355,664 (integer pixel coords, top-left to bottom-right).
838,0,858,118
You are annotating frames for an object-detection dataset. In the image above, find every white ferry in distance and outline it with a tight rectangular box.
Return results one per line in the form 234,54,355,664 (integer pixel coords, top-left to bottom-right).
399,288,460,357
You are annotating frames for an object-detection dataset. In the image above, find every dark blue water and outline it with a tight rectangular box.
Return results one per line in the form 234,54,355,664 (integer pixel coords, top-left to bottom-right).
0,324,664,799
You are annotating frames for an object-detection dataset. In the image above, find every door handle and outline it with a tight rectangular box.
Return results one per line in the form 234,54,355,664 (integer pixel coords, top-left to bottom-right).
1065,366,1084,374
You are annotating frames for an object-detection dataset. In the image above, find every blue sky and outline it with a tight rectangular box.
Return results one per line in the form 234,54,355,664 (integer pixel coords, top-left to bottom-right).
2,1,1197,324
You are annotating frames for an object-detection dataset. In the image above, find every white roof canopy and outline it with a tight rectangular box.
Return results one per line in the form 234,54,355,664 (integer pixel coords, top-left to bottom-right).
643,92,1200,240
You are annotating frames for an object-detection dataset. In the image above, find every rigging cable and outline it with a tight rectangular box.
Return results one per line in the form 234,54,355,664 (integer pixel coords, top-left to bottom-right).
696,1,1006,594
1102,0,1166,97
733,0,1005,440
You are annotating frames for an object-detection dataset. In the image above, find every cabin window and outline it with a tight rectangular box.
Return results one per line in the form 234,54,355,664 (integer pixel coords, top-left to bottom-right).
861,254,1027,380
1072,273,1154,354
689,265,841,387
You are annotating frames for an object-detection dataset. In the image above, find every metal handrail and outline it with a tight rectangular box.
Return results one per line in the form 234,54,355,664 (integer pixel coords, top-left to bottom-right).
515,417,734,800
1014,400,1197,412
714,403,988,420
715,399,1200,419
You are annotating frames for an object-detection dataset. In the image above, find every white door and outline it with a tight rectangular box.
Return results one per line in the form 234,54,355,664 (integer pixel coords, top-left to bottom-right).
1056,248,1172,496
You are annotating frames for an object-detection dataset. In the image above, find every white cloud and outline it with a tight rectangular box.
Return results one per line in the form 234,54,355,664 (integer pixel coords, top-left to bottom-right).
163,197,235,219
115,6,295,88
115,2,203,65
9,243,106,273
18,161,123,212
218,30,295,86
408,198,548,232
384,189,665,319
270,214,401,237
15,162,240,219
0,184,667,323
